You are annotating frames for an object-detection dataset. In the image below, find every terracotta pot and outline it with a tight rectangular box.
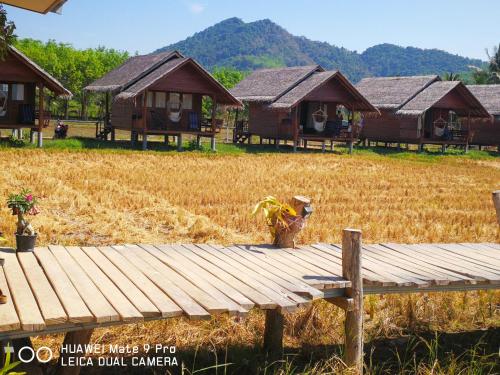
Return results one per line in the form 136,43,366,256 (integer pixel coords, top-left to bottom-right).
15,233,37,252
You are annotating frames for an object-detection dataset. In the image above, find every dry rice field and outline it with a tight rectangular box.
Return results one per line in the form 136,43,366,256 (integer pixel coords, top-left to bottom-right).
0,148,499,374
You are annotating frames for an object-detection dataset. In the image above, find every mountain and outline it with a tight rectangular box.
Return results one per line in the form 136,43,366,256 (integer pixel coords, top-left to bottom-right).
156,18,484,82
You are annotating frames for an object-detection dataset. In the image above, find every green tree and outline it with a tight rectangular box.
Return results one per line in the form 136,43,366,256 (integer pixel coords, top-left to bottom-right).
212,67,246,89
486,44,500,83
442,72,461,81
0,4,16,60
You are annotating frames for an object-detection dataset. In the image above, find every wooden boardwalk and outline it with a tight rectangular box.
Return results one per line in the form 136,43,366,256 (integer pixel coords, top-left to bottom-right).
0,242,499,340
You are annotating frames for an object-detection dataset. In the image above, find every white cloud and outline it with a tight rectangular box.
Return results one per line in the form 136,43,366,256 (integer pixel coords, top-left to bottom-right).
188,3,205,14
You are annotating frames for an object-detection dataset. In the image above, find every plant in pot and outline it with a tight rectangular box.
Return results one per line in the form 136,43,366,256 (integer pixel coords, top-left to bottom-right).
252,195,312,248
7,189,40,252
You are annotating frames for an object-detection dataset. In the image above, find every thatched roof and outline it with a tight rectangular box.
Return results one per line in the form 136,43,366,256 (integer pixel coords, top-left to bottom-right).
467,85,500,116
230,65,322,102
268,71,378,113
396,81,490,118
356,75,440,109
115,57,241,106
85,51,183,93
7,45,72,97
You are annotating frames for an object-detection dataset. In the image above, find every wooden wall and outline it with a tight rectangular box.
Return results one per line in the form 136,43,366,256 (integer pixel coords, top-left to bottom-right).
248,103,289,138
470,117,500,146
0,54,39,83
0,82,36,126
361,110,419,142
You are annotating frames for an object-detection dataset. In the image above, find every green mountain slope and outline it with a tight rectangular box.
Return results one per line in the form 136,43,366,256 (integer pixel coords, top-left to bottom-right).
156,18,483,81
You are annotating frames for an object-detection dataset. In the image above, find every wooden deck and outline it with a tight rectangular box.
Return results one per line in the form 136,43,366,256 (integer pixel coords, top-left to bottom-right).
0,242,499,340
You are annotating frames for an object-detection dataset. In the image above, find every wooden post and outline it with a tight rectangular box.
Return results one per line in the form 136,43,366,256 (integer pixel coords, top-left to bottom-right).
177,134,183,151
493,190,500,225
342,228,363,374
292,107,299,152
142,91,148,150
210,136,216,151
56,329,94,375
38,84,44,148
263,309,284,362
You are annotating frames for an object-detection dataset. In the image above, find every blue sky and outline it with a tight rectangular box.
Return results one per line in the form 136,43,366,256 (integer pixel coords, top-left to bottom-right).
4,0,499,60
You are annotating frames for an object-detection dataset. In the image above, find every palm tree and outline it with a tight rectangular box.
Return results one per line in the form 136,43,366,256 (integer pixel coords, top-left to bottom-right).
443,72,461,81
486,44,500,83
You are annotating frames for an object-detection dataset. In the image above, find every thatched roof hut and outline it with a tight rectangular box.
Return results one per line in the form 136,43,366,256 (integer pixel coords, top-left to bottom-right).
5,45,71,97
355,75,439,109
231,66,377,113
396,81,489,118
467,85,500,116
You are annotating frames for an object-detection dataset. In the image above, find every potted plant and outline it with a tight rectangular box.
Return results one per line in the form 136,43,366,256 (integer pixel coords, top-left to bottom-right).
7,189,40,252
252,195,312,248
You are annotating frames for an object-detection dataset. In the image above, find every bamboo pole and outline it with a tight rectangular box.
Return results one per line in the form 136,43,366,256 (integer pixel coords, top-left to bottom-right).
493,190,500,225
342,228,363,374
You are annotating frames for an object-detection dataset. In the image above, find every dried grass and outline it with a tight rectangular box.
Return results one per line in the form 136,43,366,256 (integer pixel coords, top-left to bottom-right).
0,149,498,372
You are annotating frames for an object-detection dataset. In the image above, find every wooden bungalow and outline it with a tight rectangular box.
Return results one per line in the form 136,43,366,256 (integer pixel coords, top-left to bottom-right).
85,51,241,151
230,65,378,153
356,76,491,151
0,45,71,147
467,85,500,149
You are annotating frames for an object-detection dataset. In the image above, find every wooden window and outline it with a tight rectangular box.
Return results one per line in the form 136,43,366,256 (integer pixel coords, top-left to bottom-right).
169,93,180,106
183,94,192,110
155,92,166,108
12,84,24,101
146,92,154,108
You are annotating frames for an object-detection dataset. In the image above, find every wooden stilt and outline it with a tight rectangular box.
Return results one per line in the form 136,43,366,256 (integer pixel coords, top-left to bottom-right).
131,131,136,146
492,190,500,225
418,143,423,153
263,309,284,362
331,140,334,150
177,134,183,151
38,84,44,148
275,139,279,149
56,329,94,375
142,132,148,150
110,128,115,142
196,135,201,148
260,137,263,145
322,141,326,152
164,135,169,144
210,137,216,151
342,228,363,374
348,141,353,154
441,144,446,153
29,130,34,144
37,131,43,148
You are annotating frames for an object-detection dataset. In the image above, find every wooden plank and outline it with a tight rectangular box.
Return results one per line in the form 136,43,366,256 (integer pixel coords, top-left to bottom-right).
429,244,500,277
309,244,395,286
296,244,402,286
240,244,347,289
0,264,21,332
17,252,67,325
66,247,144,323
127,245,230,314
402,244,499,283
197,244,309,309
184,244,299,312
482,243,500,251
223,245,324,299
329,244,430,287
156,244,254,310
34,248,93,323
48,246,119,323
80,247,160,318
1,250,45,331
112,245,210,319
377,243,476,285
140,244,247,316
364,244,464,286
169,245,277,309
457,243,500,262
97,246,182,318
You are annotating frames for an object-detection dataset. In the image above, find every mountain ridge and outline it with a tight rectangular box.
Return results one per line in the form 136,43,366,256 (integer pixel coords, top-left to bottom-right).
156,17,483,82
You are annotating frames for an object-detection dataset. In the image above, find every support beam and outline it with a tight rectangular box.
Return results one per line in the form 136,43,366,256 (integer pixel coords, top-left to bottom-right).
348,141,354,155
322,141,326,153
29,130,34,144
37,131,43,148
210,137,216,152
56,329,94,375
342,228,363,374
325,296,354,311
142,133,148,151
196,135,201,148
493,190,500,225
263,309,284,362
